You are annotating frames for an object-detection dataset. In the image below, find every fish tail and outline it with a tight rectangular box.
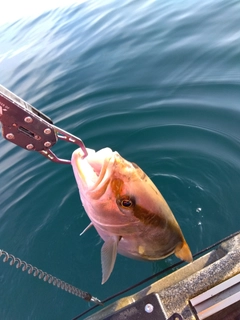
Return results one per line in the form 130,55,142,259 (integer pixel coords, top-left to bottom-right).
174,240,193,263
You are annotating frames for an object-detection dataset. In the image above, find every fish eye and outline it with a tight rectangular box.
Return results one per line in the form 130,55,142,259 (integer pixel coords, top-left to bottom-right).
121,199,132,208
117,196,135,210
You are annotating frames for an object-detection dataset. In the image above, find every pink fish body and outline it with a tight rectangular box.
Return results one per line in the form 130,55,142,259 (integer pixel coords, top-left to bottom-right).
71,147,192,283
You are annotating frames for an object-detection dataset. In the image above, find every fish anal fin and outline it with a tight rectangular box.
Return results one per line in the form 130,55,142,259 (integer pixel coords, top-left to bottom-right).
101,236,120,284
175,240,193,263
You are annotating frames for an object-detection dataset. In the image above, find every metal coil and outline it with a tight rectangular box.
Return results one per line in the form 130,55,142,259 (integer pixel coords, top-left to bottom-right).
0,249,102,305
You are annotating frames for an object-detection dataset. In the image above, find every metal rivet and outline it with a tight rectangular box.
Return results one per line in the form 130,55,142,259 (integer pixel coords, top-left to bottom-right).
44,141,51,147
26,144,34,150
6,133,15,140
34,135,41,140
24,116,33,123
145,303,154,313
44,128,51,135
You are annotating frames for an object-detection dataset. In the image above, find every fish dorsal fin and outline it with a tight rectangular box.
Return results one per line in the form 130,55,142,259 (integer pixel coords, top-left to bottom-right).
79,222,93,236
101,236,120,284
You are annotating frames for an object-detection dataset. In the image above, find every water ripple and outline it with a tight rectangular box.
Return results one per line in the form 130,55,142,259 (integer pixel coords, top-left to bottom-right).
0,0,240,318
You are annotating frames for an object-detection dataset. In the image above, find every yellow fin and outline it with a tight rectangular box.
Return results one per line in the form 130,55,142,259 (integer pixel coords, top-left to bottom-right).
175,240,193,262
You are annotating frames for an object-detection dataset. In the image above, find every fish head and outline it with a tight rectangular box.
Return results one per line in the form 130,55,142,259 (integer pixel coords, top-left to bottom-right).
71,147,168,232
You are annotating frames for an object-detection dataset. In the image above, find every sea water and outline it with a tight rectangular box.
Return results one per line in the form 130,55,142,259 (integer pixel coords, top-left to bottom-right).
0,0,240,319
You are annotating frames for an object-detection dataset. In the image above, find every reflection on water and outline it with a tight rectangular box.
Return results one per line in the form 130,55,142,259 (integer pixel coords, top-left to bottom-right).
0,0,240,318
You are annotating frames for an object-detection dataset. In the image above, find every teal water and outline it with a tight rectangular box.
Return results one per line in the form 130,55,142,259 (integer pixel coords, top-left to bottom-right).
0,0,240,319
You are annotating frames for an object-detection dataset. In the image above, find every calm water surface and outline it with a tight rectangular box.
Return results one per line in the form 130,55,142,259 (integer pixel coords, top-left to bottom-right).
0,0,240,319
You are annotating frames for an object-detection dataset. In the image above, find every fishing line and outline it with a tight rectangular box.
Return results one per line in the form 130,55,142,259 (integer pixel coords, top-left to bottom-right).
72,229,240,320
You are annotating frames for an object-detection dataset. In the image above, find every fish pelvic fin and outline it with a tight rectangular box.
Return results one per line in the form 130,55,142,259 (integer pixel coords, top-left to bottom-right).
101,236,121,284
79,222,93,236
174,240,193,263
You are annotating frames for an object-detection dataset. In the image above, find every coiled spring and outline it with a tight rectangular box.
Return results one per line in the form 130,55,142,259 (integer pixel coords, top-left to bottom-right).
0,249,102,305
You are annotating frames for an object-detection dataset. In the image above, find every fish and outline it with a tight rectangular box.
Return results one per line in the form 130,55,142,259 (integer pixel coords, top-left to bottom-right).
71,147,192,284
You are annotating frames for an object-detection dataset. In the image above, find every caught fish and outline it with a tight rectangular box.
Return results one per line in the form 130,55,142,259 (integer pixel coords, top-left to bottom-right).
71,147,192,284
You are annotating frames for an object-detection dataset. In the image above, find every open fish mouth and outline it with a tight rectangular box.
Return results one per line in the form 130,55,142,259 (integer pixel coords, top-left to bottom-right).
71,147,114,189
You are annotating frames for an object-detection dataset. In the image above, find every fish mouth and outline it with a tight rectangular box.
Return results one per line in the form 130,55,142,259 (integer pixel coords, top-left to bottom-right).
71,147,114,190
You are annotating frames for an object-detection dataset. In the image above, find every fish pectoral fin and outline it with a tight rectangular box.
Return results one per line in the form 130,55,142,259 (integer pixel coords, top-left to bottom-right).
174,240,193,263
79,223,93,236
101,236,121,284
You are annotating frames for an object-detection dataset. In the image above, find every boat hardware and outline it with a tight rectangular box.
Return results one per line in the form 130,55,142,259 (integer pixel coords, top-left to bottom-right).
92,293,183,320
190,273,240,320
72,230,240,320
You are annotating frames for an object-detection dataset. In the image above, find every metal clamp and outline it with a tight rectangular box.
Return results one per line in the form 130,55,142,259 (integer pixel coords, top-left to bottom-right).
0,85,87,164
